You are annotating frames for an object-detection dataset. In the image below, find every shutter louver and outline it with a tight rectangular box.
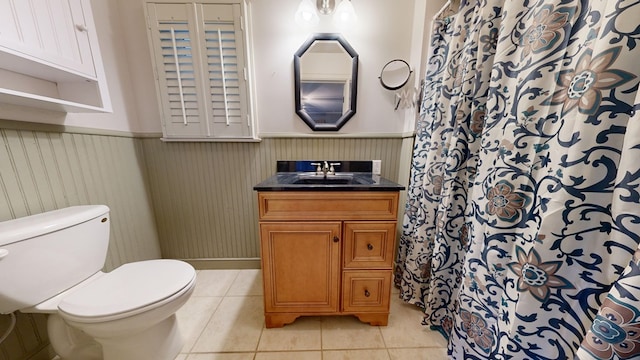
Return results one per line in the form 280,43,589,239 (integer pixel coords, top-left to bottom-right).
158,22,201,127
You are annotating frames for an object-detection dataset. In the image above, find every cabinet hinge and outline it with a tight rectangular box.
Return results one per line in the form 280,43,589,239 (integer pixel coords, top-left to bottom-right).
240,16,244,31
243,67,247,81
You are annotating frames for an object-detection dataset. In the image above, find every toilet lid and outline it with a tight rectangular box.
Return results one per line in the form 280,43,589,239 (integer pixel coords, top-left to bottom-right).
58,259,195,319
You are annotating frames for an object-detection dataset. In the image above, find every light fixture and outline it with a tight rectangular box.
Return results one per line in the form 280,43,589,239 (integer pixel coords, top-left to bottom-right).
333,0,357,26
295,0,320,26
317,0,336,15
295,0,357,27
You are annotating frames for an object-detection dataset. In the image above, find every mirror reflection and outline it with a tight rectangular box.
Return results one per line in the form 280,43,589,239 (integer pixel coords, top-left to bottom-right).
294,34,358,131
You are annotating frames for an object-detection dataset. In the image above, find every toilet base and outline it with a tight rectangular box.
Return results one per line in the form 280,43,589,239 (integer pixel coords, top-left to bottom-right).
48,314,102,360
96,314,183,360
49,313,184,360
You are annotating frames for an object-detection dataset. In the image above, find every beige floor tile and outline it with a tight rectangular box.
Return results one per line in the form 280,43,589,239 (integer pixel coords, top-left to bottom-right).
254,351,322,360
186,353,255,360
388,347,448,360
193,270,240,297
182,270,451,360
191,296,264,352
321,316,386,350
323,349,391,360
257,317,321,351
227,269,263,296
380,299,448,348
177,296,223,353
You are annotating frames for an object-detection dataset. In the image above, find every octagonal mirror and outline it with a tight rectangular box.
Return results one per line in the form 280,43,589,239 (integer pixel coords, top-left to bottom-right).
294,33,358,131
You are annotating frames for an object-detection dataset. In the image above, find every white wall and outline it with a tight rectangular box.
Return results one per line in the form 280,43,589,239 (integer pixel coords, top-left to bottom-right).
1,0,433,136
0,0,143,133
248,0,423,136
116,0,428,136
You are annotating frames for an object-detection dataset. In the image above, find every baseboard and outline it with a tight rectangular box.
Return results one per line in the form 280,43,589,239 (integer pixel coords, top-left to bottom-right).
181,258,261,270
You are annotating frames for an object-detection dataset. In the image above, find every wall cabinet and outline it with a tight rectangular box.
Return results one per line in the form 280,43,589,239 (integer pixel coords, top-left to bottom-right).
257,191,399,328
0,0,111,113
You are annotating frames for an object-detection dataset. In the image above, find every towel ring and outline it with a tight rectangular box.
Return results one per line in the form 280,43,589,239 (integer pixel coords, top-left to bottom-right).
378,59,412,91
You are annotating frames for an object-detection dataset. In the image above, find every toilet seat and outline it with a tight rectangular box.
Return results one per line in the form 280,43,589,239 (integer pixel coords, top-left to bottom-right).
58,259,195,323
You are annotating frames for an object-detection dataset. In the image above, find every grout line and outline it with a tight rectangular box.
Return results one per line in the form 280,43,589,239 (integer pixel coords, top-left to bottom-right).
185,270,449,359
222,269,242,297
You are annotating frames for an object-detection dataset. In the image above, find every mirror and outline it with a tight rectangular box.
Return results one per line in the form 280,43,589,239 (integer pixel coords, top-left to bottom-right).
294,33,358,131
379,59,412,90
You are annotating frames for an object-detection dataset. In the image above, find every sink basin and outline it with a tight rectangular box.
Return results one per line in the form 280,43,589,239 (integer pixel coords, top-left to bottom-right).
292,173,374,185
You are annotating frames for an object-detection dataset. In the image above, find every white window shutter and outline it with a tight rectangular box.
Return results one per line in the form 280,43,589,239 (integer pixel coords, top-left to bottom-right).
146,1,254,141
199,4,251,138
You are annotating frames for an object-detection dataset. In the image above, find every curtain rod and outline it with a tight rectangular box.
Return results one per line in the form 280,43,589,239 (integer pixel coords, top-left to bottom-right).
433,0,460,20
433,1,451,19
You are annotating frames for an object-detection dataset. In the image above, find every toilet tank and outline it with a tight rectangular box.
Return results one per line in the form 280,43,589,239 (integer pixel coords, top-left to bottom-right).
0,205,111,314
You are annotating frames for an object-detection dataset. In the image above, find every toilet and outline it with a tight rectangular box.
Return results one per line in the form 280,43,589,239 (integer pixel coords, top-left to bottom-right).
0,205,197,360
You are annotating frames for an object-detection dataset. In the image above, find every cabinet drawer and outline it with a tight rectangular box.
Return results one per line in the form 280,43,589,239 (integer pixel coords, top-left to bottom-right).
343,222,396,269
258,191,399,221
342,271,391,313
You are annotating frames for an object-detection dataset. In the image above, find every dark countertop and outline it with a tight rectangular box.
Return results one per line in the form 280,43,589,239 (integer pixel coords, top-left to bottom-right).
253,172,405,191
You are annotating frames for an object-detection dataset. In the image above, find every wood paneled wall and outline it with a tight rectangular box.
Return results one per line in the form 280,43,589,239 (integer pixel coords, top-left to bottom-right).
0,128,412,359
141,137,408,261
0,127,160,360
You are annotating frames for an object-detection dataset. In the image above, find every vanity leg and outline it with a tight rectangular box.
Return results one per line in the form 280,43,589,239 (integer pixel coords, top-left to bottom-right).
264,313,301,328
354,313,389,326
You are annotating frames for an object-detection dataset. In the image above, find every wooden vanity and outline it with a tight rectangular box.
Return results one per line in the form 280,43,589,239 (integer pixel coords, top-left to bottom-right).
256,190,400,328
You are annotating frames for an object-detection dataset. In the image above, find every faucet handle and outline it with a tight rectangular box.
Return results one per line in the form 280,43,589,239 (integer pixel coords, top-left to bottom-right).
310,162,322,174
329,162,341,174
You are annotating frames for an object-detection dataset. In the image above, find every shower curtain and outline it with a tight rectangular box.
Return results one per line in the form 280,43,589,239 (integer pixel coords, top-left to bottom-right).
395,0,640,358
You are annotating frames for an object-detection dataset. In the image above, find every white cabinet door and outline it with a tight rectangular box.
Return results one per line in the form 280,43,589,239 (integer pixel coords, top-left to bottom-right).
0,0,95,78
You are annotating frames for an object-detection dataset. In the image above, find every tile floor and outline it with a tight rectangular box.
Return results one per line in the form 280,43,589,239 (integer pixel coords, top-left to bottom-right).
175,269,448,360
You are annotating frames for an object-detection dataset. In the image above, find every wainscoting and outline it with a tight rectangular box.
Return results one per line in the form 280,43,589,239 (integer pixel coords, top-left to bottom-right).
0,123,413,359
0,124,160,360
141,137,410,265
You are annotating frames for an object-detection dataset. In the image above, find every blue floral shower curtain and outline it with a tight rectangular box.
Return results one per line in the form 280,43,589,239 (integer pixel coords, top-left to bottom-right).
395,0,640,358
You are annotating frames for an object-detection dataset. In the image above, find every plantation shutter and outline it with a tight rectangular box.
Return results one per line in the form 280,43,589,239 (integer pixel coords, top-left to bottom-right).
199,4,251,138
147,3,208,138
146,1,254,140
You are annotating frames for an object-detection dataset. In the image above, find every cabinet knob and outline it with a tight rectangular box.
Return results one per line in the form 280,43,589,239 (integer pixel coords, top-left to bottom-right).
333,236,339,243
364,289,370,297
76,24,88,32
367,243,374,250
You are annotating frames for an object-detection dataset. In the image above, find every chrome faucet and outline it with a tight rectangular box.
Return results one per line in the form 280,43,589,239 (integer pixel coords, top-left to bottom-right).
322,161,330,175
310,161,341,176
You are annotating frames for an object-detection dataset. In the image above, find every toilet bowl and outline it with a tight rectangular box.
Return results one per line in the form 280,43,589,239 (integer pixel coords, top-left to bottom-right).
0,206,197,360
56,260,196,360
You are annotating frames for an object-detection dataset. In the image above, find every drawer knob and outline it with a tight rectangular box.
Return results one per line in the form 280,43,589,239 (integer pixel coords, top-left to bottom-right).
364,289,371,297
367,243,374,250
333,236,339,243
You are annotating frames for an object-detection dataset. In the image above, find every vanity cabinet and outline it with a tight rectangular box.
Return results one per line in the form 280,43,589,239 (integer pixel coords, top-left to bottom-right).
257,191,399,328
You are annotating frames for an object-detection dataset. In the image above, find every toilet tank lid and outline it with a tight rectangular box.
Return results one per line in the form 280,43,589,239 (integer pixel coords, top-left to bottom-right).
0,205,110,247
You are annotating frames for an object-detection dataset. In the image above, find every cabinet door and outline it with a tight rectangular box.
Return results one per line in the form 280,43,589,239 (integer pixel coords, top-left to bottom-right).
0,0,95,77
260,222,341,313
343,221,396,269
